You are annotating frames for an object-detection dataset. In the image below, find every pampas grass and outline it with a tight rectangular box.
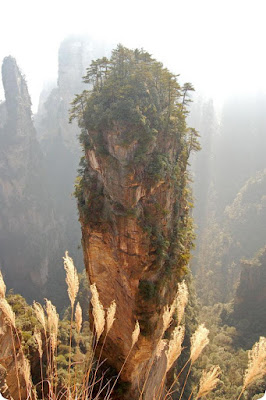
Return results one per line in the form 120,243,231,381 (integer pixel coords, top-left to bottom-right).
177,324,209,400
176,280,188,326
156,339,167,360
0,297,16,327
106,300,116,334
90,283,105,342
2,253,266,400
237,336,266,400
75,302,83,335
132,321,140,348
45,299,59,338
34,329,43,358
196,365,221,399
34,328,44,400
166,325,185,373
63,251,79,308
190,324,209,364
33,301,47,334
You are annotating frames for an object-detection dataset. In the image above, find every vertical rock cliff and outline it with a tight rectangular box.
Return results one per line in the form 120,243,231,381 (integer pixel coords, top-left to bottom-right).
232,247,266,348
0,57,60,301
191,94,266,305
0,311,35,400
73,46,198,398
34,36,111,280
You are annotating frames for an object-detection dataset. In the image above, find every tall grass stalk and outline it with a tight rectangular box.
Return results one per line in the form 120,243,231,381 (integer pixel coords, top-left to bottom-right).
105,320,140,400
63,251,79,397
195,365,221,399
237,336,266,400
34,329,44,400
88,300,116,400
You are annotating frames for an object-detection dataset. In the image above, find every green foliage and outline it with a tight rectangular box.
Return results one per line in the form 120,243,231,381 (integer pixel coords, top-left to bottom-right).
146,153,172,182
138,280,158,300
6,292,39,354
70,44,200,166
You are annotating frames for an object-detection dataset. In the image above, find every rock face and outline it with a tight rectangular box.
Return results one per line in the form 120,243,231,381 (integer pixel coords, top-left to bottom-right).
0,38,111,308
76,48,195,399
81,131,190,398
34,37,112,286
232,247,266,348
0,312,35,400
36,36,111,151
0,56,60,302
191,94,266,305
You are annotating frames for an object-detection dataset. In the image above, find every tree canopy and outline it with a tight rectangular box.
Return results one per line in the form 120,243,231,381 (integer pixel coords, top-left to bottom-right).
70,44,200,160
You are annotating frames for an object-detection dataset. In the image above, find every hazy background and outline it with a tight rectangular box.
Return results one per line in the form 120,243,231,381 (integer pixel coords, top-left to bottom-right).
1,0,266,111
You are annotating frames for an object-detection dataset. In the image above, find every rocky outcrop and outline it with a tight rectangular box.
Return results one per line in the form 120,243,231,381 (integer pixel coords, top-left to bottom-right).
191,94,266,306
0,56,60,302
34,37,111,282
0,311,35,400
194,169,266,305
232,247,266,347
76,48,195,398
81,132,190,398
36,36,111,151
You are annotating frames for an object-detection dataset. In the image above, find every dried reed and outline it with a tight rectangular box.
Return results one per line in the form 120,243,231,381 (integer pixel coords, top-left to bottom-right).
190,324,209,364
0,298,15,327
90,283,105,342
156,339,167,359
132,320,140,348
33,301,46,334
63,251,79,308
162,303,175,336
34,328,43,358
34,328,45,400
176,280,188,326
75,302,83,334
237,336,266,400
166,325,185,372
196,365,221,399
45,299,59,338
105,320,140,400
106,300,116,334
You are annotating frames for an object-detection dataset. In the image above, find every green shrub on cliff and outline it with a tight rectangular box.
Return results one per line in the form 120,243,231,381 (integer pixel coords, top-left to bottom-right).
70,44,200,163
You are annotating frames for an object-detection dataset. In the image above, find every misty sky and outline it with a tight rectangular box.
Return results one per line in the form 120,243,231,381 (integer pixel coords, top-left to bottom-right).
1,0,266,111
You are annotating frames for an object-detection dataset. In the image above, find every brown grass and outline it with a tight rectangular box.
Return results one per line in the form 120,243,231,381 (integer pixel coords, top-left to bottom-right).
90,283,105,342
63,251,79,308
190,324,209,364
196,365,221,399
75,302,83,335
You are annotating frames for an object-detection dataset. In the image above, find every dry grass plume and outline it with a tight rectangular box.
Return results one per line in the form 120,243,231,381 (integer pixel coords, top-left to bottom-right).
63,251,79,308
90,283,105,341
75,301,82,334
106,300,116,334
166,325,185,372
190,324,209,364
196,365,221,399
